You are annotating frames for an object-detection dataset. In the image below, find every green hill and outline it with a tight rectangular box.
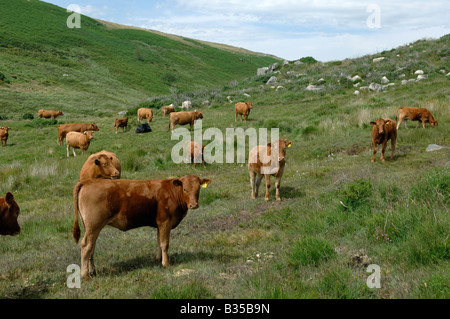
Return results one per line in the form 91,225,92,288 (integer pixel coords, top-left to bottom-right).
0,0,279,113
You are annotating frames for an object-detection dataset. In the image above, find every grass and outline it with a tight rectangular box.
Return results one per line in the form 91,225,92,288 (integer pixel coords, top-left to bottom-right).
0,2,449,299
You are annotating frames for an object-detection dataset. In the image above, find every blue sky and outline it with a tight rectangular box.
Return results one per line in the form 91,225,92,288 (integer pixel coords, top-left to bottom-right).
45,0,449,61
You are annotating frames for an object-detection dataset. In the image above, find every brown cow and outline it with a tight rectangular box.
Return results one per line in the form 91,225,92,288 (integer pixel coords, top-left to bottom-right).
57,123,99,146
396,107,438,129
235,102,253,122
161,105,176,117
248,139,292,201
79,151,121,180
72,175,211,280
38,110,64,119
0,126,10,148
66,131,94,157
169,111,203,132
0,192,21,236
137,108,153,123
370,118,397,162
114,117,128,134
184,141,206,167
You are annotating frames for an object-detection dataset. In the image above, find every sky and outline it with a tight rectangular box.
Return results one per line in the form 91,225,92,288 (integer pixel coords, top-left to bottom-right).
44,0,450,61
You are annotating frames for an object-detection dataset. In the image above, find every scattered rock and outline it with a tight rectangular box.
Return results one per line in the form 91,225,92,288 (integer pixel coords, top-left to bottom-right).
447,72,450,77
353,90,360,95
117,111,127,116
257,67,269,76
317,78,326,84
306,84,324,92
381,76,389,84
266,76,277,84
243,93,251,97
294,60,304,65
282,60,290,66
414,70,424,75
398,73,406,78
276,86,285,91
369,82,385,92
181,100,192,109
372,57,385,63
175,269,194,277
426,144,445,152
350,75,362,82
417,74,427,81
202,100,210,107
227,96,233,103
269,63,279,73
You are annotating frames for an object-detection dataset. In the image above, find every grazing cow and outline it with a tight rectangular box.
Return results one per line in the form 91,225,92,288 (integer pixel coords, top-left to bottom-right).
184,141,206,167
114,117,128,134
161,105,176,117
72,175,211,280
235,102,253,122
169,111,203,132
0,126,10,148
248,139,292,201
370,118,397,162
80,150,121,180
66,131,94,157
38,110,64,119
57,123,99,146
396,107,438,129
137,108,153,123
0,192,21,236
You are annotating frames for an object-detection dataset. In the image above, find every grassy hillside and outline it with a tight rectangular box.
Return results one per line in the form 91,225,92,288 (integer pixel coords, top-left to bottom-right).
0,0,279,114
0,2,449,300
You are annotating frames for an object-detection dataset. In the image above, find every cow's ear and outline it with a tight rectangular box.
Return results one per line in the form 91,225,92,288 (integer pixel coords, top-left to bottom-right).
94,159,100,166
173,179,182,187
5,192,14,205
199,178,211,188
267,142,272,148
385,121,390,125
83,131,87,135
287,141,293,148
370,121,376,125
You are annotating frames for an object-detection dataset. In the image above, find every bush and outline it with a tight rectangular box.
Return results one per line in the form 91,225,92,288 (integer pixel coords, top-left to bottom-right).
299,56,318,64
22,113,34,120
24,118,57,128
339,179,373,211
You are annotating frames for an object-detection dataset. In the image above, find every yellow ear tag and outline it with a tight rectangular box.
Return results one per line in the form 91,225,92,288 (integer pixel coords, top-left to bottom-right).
288,144,292,148
202,183,208,188
386,121,390,125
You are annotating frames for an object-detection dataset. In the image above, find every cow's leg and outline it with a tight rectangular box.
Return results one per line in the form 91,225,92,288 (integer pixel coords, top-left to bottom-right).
371,143,377,162
157,221,171,268
249,170,256,199
235,112,237,122
264,174,271,201
380,140,387,162
73,148,77,157
275,174,283,201
156,228,162,262
403,120,408,129
415,121,421,128
80,228,101,280
390,136,396,160
66,144,70,158
255,174,263,198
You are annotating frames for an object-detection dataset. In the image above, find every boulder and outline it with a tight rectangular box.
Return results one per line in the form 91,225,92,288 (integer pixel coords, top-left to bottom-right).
266,76,277,84
369,83,385,92
414,70,424,75
181,100,192,109
257,67,269,76
426,144,445,152
380,76,389,84
306,84,323,92
417,74,427,81
372,57,385,63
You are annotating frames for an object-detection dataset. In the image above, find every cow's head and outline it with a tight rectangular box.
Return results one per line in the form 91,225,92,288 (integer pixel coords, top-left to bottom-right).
0,192,21,236
89,123,99,131
94,154,120,179
430,119,438,127
268,139,293,162
247,102,253,109
370,118,390,135
195,111,203,119
58,111,64,116
173,175,211,210
1,126,10,133
84,130,94,140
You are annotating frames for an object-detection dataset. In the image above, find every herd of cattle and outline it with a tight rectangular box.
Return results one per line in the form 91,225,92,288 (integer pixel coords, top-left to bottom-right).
0,103,439,281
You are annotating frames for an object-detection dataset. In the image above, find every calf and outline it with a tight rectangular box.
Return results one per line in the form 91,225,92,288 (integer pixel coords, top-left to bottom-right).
79,151,121,180
396,107,438,129
0,192,21,236
184,141,206,167
66,130,94,157
0,126,10,147
137,108,153,123
72,175,211,280
161,105,176,117
169,111,203,132
114,117,128,134
370,118,397,162
57,123,99,146
235,102,253,122
38,110,64,119
248,139,292,201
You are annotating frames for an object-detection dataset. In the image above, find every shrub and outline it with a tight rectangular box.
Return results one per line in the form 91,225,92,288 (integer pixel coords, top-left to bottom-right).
339,179,373,211
299,56,318,64
24,118,57,128
22,113,34,120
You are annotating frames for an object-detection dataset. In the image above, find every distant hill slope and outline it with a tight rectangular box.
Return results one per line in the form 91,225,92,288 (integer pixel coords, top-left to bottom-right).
0,0,280,97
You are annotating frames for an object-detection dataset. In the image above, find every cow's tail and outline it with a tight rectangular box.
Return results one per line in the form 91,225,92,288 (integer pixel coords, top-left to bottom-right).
73,180,83,243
